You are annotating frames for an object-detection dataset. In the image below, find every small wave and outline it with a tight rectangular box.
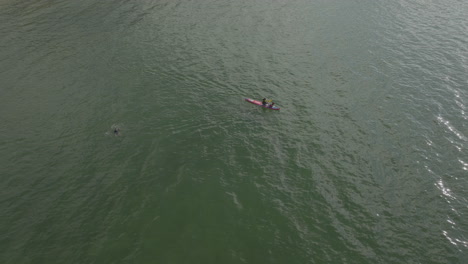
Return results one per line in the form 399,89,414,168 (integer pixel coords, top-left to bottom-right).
436,115,467,143
435,179,456,201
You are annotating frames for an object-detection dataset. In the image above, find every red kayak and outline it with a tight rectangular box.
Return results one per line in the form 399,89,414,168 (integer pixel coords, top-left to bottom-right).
244,98,280,110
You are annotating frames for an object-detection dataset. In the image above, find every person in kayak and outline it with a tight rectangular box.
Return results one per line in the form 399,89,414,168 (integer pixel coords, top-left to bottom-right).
269,102,275,108
262,98,267,105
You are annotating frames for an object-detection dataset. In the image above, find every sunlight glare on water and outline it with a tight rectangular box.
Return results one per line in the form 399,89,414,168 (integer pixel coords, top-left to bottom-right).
0,0,467,263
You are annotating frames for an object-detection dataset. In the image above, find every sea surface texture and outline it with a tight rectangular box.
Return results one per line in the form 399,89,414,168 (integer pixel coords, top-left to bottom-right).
1,0,467,263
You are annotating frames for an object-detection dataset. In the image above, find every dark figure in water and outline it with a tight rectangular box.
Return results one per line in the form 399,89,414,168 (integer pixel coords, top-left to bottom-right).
114,128,120,136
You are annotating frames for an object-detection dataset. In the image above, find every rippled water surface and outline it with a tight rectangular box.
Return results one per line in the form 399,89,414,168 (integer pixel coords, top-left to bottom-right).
1,0,467,263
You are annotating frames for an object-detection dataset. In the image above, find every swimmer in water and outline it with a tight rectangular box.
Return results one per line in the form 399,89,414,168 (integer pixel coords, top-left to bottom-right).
114,128,120,136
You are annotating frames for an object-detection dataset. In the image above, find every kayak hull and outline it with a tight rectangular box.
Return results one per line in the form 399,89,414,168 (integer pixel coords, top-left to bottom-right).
244,98,280,110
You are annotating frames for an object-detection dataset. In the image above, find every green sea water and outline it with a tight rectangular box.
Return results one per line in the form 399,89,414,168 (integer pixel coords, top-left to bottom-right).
1,0,467,263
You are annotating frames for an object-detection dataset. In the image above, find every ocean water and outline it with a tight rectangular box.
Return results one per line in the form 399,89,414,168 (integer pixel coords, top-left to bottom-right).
1,0,467,263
